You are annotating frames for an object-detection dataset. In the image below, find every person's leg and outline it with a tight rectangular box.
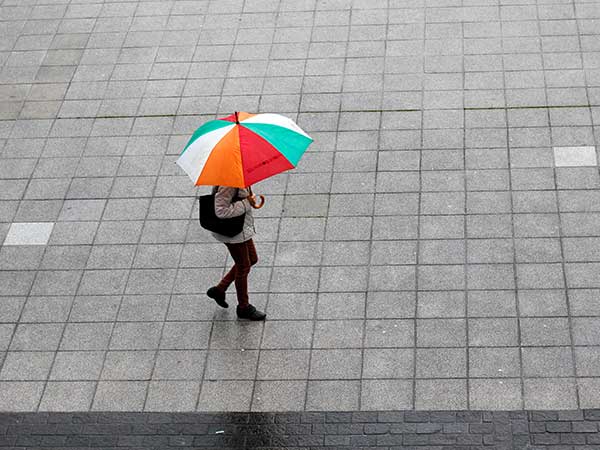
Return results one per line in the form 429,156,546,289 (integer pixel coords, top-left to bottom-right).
230,241,252,308
207,241,248,308
247,239,258,267
216,255,238,293
209,240,265,320
215,241,251,307
215,239,257,291
233,239,265,320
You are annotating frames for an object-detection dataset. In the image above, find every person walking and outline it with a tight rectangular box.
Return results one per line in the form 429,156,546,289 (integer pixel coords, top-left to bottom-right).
206,185,266,321
175,112,313,321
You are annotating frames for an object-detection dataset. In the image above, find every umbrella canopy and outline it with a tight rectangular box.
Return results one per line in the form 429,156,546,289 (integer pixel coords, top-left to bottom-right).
176,112,313,188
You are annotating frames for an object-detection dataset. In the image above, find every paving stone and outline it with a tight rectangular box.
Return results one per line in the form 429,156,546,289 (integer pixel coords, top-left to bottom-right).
306,381,360,411
467,264,515,290
48,221,98,245
556,167,600,189
578,379,600,408
166,295,216,322
252,380,306,412
421,213,466,238
78,269,128,296
125,269,178,295
371,216,415,241
86,245,136,270
197,380,253,412
96,221,144,244
467,238,513,264
369,265,416,291
69,296,121,322
3,222,54,246
10,323,63,351
467,191,511,214
417,291,465,318
316,292,364,320
152,350,206,381
61,322,113,351
574,347,600,376
58,199,105,221
363,348,414,379
262,320,313,349
520,318,571,346
513,213,560,238
466,214,512,238
50,351,104,381
31,270,82,296
469,318,519,347
469,347,521,378
515,238,562,263
270,266,320,292
417,319,465,347
310,349,362,380
101,351,155,380
0,352,54,381
419,239,464,265
554,146,597,166
39,382,95,411
320,266,369,292
416,348,466,378
266,293,316,321
209,321,262,350
366,291,415,319
361,380,413,410
145,381,199,412
274,242,322,266
0,246,45,270
523,378,577,410
418,265,465,290
93,381,148,411
365,319,413,348
518,289,568,316
40,245,91,270
0,297,25,323
205,350,259,380
257,350,310,380
21,296,72,323
469,379,522,410
0,382,44,412
325,216,372,241
572,317,600,345
415,379,467,410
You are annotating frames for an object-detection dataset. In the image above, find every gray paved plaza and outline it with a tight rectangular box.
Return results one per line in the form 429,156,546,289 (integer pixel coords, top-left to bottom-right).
0,0,600,413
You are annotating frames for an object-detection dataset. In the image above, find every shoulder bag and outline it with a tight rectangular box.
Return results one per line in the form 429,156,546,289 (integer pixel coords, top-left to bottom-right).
198,188,245,237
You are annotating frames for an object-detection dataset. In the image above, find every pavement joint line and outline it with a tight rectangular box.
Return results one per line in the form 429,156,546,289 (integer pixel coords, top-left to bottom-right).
461,15,470,410
1,103,600,123
297,1,319,415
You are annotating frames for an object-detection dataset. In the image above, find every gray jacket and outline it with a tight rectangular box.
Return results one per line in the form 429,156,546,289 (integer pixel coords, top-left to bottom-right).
211,186,255,244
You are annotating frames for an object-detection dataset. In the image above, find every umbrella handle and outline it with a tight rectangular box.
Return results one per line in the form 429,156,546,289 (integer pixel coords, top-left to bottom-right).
252,195,265,209
247,186,265,209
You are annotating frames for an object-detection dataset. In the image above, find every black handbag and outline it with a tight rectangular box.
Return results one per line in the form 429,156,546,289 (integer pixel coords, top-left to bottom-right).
199,188,245,237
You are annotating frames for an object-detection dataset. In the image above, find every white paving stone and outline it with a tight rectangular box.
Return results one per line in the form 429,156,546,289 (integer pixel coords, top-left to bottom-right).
3,223,54,246
553,146,598,167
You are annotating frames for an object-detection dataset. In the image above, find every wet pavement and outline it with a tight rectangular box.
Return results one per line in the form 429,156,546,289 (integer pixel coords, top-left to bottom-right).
1,409,599,449
0,0,600,413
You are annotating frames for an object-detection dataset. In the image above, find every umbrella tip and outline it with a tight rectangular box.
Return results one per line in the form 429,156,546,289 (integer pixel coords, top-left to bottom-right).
234,111,239,124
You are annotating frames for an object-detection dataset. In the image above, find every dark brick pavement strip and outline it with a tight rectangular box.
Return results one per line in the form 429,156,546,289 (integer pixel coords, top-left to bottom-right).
0,410,599,449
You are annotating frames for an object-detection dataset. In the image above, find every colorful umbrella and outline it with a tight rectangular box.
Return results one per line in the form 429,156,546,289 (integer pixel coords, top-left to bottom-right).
176,112,313,188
